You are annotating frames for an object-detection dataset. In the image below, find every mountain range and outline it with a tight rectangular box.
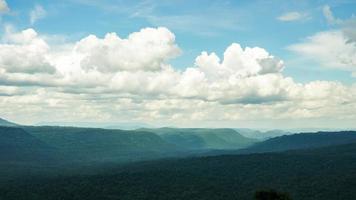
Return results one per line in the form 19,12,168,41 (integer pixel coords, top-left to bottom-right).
140,127,258,150
1,117,356,200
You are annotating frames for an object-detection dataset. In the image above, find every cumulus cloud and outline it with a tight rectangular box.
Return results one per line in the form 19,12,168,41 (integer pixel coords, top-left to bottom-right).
0,28,56,74
198,43,284,77
0,27,356,127
277,12,308,22
0,0,9,13
77,27,180,72
176,43,289,103
30,5,46,25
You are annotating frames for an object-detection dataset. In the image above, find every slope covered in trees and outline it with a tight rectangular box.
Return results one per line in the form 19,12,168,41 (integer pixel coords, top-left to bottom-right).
239,131,356,153
1,142,356,200
23,126,179,163
0,118,18,127
141,128,258,150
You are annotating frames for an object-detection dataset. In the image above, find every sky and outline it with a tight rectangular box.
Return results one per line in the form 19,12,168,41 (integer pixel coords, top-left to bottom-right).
0,0,355,129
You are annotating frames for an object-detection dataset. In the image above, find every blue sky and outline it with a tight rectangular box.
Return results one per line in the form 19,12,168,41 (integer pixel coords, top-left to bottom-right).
3,0,356,83
0,0,356,128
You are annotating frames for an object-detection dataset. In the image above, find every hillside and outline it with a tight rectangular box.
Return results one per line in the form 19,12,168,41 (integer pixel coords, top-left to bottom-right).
236,128,290,140
23,126,179,163
0,118,18,127
239,131,356,153
0,127,56,162
1,126,258,165
1,142,356,200
141,128,258,150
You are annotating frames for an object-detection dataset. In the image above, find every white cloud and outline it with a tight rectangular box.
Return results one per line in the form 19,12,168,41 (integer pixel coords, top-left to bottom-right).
289,6,356,76
322,5,342,25
0,86,22,96
178,43,288,103
343,19,356,43
76,27,180,72
0,0,9,13
30,5,46,25
0,28,56,74
0,27,356,128
288,30,356,70
277,12,308,22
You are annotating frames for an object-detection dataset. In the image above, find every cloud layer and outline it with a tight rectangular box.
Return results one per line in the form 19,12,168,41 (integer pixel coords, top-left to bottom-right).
0,27,355,127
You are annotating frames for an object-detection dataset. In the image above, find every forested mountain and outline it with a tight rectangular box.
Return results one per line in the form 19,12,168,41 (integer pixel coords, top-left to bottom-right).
236,128,291,140
141,128,258,150
0,118,18,127
2,124,355,165
23,126,179,163
239,131,356,153
0,125,258,166
1,125,356,200
0,127,56,162
1,142,356,200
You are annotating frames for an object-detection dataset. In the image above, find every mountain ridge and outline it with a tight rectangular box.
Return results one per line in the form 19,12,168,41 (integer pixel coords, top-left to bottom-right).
0,118,18,127
140,127,258,150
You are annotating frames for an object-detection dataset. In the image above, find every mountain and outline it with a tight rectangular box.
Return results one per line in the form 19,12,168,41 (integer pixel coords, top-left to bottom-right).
36,121,153,130
0,127,56,162
2,126,260,165
2,142,356,200
239,131,356,153
0,118,18,127
262,129,291,138
235,128,264,139
236,128,291,140
141,128,258,150
23,126,179,163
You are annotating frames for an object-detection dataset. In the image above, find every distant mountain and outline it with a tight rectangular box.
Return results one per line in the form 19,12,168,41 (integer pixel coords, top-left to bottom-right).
240,131,356,153
0,127,56,162
0,126,258,165
23,126,178,163
0,118,18,127
141,128,258,150
284,128,351,133
235,128,290,140
105,122,154,130
36,121,153,130
234,128,264,139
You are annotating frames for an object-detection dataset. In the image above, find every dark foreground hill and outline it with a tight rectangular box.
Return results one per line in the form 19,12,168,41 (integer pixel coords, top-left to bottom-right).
1,142,356,200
